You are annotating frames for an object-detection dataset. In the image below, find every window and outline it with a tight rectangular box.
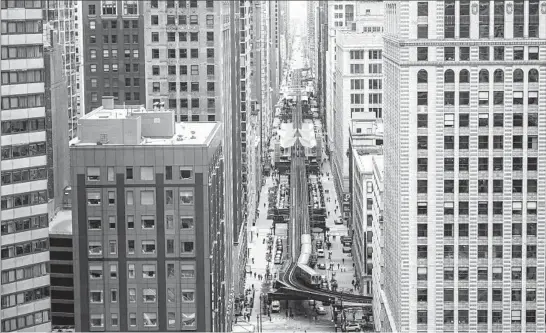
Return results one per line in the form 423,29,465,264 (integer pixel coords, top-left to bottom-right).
143,289,157,303
182,290,195,302
182,313,196,327
142,240,156,254
459,47,470,61
417,25,428,39
124,0,138,15
89,265,103,279
479,46,489,60
143,313,157,327
142,216,155,229
459,69,469,83
529,69,539,82
140,167,154,180
417,92,428,106
90,314,104,328
88,241,102,255
181,264,195,277
513,68,524,82
417,70,427,83
417,2,428,16
513,46,524,60
417,47,427,61
181,241,194,254
417,114,427,128
141,191,154,205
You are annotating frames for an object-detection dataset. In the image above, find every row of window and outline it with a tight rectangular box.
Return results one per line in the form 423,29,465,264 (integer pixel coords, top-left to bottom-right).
151,31,214,43
151,64,215,76
350,93,382,105
88,213,194,231
90,311,195,329
416,91,538,106
151,14,214,27
154,81,215,93
1,94,45,110
88,34,141,47
88,239,194,256
0,214,48,235
349,49,382,60
87,189,193,206
416,309,538,325
424,178,540,194
417,45,540,62
420,246,540,262
416,201,538,216
1,166,47,186
87,1,138,16
417,135,539,151
89,262,195,282
1,262,48,285
151,0,213,9
1,189,47,211
419,113,539,130
0,238,48,259
1,0,43,9
417,68,539,84
161,48,213,60
349,63,382,74
1,309,50,332
0,141,46,160
1,45,43,60
89,19,138,30
87,166,193,182
350,79,382,90
1,20,42,35
1,69,44,85
418,157,539,173
1,118,45,135
438,222,537,238
416,287,538,304
1,286,49,309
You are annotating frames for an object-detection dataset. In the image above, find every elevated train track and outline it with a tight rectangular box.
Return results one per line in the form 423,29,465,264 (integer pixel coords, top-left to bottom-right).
272,94,372,305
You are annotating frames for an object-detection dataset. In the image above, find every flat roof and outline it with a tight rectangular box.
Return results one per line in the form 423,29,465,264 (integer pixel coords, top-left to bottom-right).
49,210,73,235
71,120,219,147
144,122,218,146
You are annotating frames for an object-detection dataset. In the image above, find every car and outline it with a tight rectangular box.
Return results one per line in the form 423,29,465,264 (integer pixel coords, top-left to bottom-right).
316,306,327,315
317,263,326,270
340,236,352,243
320,281,329,290
342,241,352,247
308,300,317,307
271,300,281,313
317,249,325,258
344,323,361,332
274,257,282,265
276,239,282,245
334,219,344,225
342,246,352,253
320,275,327,282
276,244,283,250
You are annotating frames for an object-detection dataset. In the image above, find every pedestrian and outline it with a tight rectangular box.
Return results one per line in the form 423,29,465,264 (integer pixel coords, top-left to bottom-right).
286,310,289,318
252,284,254,290
353,263,355,268
338,263,340,269
264,202,266,207
252,257,255,264
352,280,355,286
342,258,345,264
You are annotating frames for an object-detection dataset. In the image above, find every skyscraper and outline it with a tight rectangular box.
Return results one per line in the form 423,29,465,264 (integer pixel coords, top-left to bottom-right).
43,0,80,138
1,1,51,331
383,1,546,331
80,0,146,114
70,100,227,332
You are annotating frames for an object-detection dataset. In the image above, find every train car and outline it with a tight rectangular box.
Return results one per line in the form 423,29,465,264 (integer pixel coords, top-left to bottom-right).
295,264,321,288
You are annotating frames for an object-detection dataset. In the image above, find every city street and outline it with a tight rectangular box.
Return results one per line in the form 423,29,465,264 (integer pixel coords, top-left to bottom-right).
240,113,360,332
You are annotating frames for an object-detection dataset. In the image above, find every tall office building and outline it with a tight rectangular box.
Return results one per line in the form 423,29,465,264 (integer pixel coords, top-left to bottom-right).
43,0,80,138
0,1,52,331
383,1,546,331
144,0,226,122
330,1,383,217
80,0,146,114
70,100,228,332
306,1,317,76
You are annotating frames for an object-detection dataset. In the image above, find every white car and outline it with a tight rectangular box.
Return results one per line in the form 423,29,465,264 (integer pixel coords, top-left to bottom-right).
271,300,281,313
316,306,327,315
317,249,325,258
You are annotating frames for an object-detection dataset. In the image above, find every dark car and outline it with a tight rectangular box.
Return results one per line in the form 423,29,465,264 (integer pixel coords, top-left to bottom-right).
317,263,326,270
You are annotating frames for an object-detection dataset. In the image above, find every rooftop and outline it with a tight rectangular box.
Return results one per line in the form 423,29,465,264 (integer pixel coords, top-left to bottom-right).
70,97,220,147
49,210,73,235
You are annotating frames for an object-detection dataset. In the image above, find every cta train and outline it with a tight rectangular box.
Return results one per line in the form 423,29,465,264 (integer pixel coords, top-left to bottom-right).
295,234,321,288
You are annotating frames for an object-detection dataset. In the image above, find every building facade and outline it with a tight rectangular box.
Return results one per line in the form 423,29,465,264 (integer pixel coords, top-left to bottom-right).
70,100,228,332
48,210,75,328
331,9,383,217
80,0,146,114
43,0,80,138
144,0,225,122
0,1,52,331
383,0,546,331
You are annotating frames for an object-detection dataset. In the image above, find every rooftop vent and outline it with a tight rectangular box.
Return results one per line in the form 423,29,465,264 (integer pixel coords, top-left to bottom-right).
176,135,184,141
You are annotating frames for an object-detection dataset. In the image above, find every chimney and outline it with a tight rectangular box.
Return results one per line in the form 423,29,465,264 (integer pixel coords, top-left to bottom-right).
102,96,115,110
